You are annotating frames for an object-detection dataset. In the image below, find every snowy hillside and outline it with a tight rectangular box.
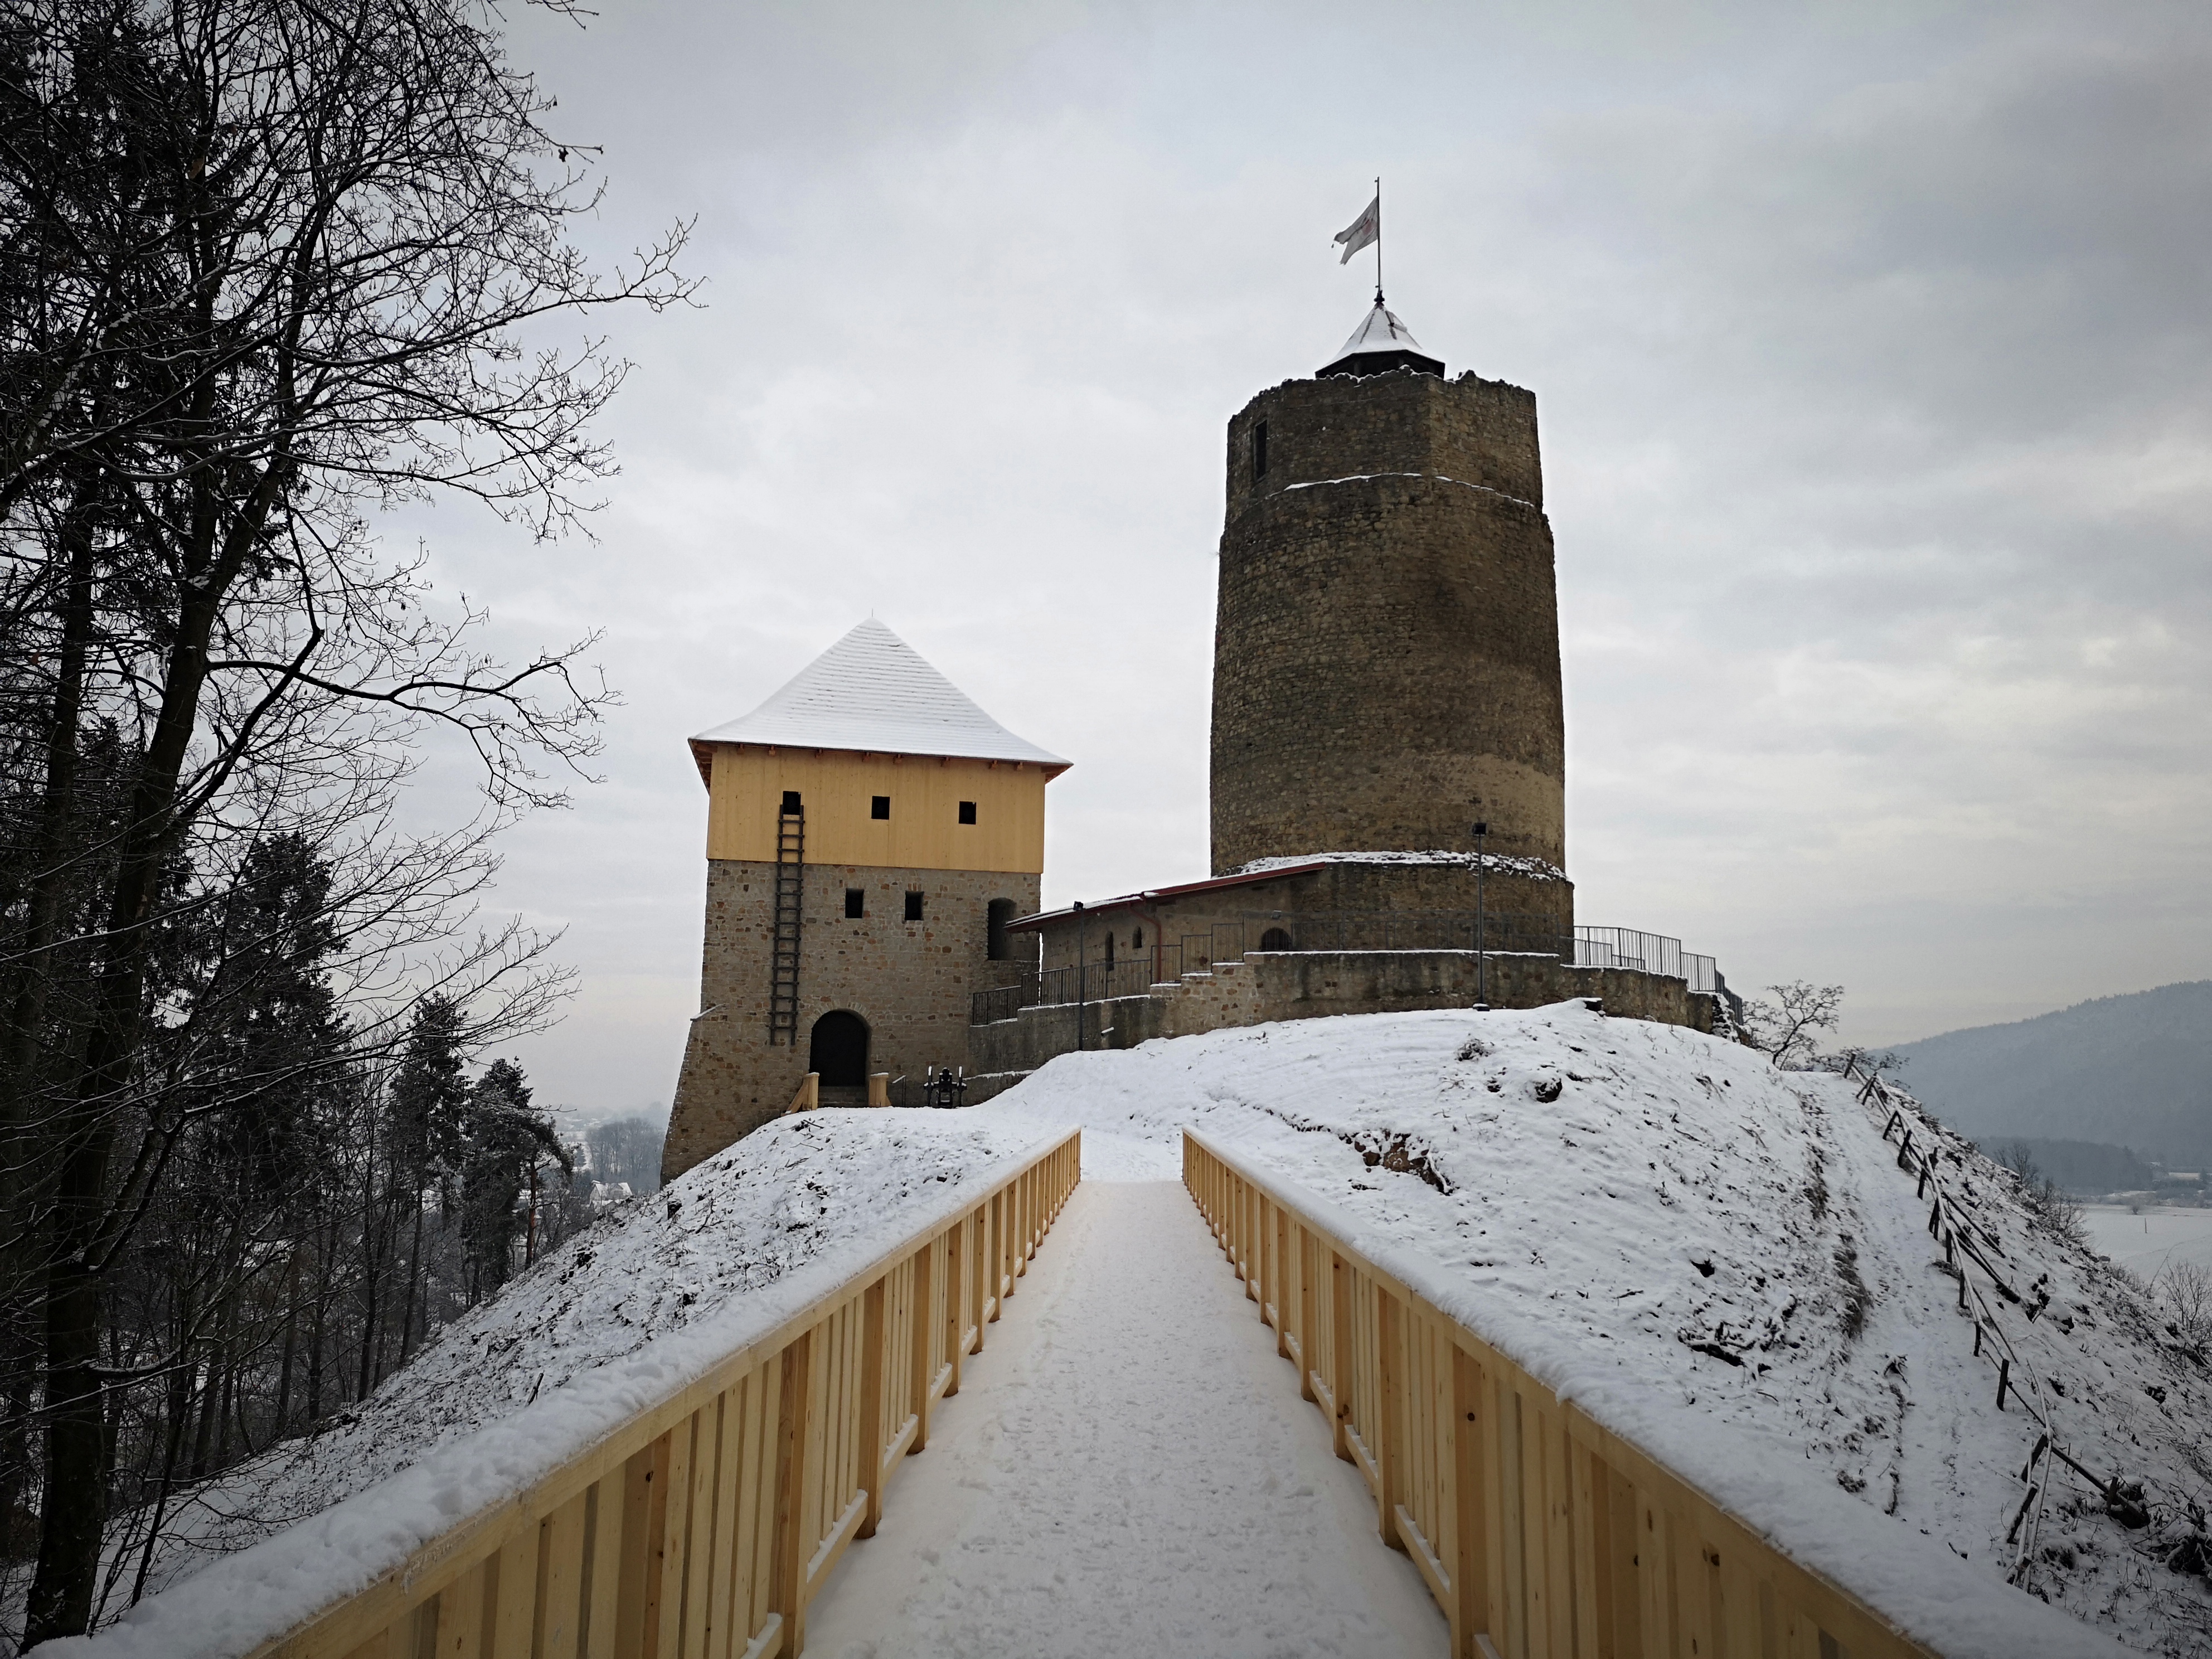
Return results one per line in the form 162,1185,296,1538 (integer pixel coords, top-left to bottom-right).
978,1005,2212,1657
99,1114,1065,1626
83,1003,2212,1658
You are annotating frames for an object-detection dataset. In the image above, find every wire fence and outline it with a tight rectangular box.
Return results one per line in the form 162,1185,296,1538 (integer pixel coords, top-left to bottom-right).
1841,1054,2131,1590
972,911,1718,1023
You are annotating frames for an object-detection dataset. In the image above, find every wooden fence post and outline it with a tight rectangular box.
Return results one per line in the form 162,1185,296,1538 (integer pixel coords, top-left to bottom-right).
857,1278,888,1539
911,1241,937,1452
1329,1251,1355,1463
769,1332,815,1655
1449,1345,1492,1659
1374,1289,1404,1551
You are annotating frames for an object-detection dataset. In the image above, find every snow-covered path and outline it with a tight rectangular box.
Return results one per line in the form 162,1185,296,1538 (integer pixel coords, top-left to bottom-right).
803,1180,1448,1658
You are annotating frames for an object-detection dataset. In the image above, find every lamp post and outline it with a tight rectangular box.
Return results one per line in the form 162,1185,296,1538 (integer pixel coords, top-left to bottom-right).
1074,899,1088,1052
1472,822,1489,1010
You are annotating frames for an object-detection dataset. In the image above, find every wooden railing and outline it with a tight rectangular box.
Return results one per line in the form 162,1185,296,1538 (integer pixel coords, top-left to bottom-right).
1183,1129,1929,1659
103,1129,1079,1659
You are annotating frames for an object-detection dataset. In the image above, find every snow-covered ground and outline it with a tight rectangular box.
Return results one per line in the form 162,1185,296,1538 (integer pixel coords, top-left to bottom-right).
2085,1206,2212,1280
970,1006,2211,1657
806,1181,1447,1657
63,1002,2212,1657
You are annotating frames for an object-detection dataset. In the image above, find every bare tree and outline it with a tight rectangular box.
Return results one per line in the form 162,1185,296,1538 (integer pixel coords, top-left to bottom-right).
1741,980,1846,1069
0,0,691,1638
2157,1260,2212,1352
1994,1142,2088,1246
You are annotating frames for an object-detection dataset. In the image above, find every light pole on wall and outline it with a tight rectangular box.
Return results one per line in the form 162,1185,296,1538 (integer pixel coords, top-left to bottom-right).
1074,900,1088,1052
1473,822,1489,1011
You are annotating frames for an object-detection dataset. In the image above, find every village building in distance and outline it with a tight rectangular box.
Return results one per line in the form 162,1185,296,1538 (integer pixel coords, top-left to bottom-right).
663,300,1730,1178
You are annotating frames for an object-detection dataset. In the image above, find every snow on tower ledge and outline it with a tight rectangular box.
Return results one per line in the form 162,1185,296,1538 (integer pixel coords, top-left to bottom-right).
1318,298,1445,378
687,618,1066,784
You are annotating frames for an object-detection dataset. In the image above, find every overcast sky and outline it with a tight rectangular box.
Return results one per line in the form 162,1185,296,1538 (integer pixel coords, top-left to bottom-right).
408,1,2212,1123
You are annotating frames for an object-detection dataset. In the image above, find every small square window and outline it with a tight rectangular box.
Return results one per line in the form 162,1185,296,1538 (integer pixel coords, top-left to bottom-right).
904,891,924,922
871,795,890,820
780,790,802,812
844,889,865,919
958,801,977,825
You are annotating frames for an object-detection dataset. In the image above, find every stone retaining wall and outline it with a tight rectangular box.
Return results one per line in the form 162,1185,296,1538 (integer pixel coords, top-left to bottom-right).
966,948,1719,1101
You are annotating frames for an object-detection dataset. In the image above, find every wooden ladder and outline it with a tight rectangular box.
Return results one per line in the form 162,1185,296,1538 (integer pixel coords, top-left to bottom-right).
770,799,804,1044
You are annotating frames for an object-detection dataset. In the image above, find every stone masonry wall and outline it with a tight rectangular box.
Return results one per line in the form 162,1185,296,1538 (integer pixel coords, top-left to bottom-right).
664,859,1040,1177
1212,368,1566,874
966,948,1720,1098
1029,858,1575,979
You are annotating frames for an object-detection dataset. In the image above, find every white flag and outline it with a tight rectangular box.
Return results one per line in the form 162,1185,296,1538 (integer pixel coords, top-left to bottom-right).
1333,192,1379,264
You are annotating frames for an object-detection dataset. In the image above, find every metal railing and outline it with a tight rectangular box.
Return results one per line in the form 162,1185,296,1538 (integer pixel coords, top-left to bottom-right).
1573,925,1718,994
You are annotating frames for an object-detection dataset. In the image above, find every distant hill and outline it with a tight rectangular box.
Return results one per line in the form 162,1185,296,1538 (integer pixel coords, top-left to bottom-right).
1890,982,2212,1165
1982,1137,2156,1196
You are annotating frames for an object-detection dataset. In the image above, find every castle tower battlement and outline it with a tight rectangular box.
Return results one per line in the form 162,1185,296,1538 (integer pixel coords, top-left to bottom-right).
1210,318,1567,880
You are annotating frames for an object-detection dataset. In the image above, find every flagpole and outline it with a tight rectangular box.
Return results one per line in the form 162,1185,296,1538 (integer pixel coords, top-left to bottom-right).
1375,175,1383,304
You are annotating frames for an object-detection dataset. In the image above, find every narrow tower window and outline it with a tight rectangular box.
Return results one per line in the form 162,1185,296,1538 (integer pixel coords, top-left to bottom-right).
958,800,977,824
845,888,865,919
1252,420,1269,481
987,898,1016,961
904,890,925,922
871,795,890,819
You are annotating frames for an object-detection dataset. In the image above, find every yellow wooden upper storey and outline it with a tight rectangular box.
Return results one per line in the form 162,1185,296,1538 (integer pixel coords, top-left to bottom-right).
703,743,1055,873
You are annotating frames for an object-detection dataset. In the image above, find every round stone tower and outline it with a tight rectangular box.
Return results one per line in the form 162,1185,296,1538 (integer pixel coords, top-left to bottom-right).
1210,302,1567,877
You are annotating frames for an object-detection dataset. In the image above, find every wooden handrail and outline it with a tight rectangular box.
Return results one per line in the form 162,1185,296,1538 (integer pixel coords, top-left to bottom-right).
86,1129,1080,1659
1181,1129,2100,1659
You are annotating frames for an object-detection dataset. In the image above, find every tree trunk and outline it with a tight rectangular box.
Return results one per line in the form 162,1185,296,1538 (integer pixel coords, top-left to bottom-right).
2,488,96,1114
23,488,268,1641
272,1248,301,1437
398,1176,426,1366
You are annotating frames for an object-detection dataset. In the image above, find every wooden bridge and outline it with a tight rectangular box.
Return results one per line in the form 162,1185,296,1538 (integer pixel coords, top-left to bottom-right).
65,1129,2122,1659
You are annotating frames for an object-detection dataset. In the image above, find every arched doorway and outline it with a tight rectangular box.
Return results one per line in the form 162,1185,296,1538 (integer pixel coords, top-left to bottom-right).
808,1010,869,1086
1259,926,1294,952
987,897,1017,961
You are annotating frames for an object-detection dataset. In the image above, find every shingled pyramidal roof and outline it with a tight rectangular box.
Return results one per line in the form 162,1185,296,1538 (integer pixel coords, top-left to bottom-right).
688,619,1067,784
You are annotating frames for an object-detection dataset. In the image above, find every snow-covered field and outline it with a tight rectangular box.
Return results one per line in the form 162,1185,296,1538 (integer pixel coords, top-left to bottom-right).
2086,1206,2212,1280
64,1003,2212,1658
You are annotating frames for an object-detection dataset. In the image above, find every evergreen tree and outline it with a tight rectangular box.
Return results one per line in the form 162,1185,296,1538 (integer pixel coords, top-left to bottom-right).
459,1059,567,1303
386,997,470,1365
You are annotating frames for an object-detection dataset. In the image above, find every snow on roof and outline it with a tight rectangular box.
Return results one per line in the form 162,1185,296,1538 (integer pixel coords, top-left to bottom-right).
1333,299,1428,358
1320,299,1445,375
1005,862,1333,930
690,619,1067,770
1234,849,1568,882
